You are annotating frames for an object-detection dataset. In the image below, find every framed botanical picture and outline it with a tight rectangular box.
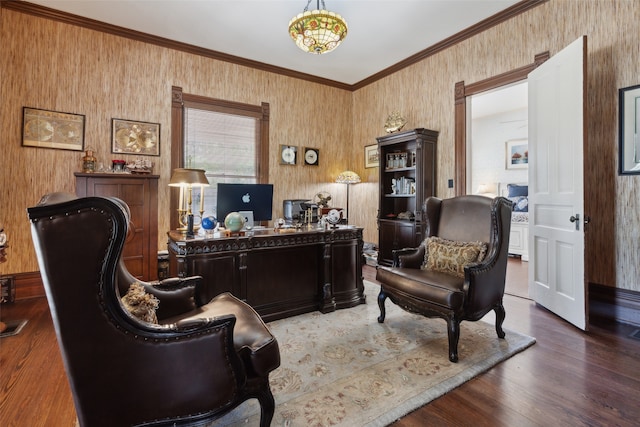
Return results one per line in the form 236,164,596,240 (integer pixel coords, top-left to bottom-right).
619,84,640,174
505,139,528,169
364,144,379,168
303,147,319,166
280,145,297,165
111,118,160,156
22,107,85,151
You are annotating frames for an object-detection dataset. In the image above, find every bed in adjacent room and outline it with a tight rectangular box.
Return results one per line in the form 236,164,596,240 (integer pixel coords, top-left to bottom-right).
500,183,529,261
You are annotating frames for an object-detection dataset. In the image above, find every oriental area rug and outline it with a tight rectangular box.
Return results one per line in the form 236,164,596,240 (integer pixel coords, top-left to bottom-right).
213,281,536,427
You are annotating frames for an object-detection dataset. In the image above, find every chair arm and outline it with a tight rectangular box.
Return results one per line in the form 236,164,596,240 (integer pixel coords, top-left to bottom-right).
144,276,203,321
173,313,236,333
154,275,202,290
393,244,426,269
105,313,247,422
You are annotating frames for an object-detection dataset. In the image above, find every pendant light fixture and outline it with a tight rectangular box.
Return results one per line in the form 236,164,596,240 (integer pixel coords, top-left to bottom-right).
288,0,348,54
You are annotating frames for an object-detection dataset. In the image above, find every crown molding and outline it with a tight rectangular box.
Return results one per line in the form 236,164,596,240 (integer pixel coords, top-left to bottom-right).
2,0,547,92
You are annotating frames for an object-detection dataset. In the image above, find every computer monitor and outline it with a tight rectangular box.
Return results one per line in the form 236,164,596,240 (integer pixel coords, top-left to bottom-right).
217,183,274,223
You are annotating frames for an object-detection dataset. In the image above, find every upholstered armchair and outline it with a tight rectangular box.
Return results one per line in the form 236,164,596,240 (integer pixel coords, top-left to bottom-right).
376,195,512,362
28,193,280,427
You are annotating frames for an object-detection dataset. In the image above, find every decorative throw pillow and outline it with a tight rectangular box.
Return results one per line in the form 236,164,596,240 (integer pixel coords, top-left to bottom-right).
121,282,159,324
508,195,529,212
507,184,528,197
423,236,488,278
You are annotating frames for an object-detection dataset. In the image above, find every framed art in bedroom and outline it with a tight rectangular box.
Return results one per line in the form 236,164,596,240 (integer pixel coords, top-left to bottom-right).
505,139,528,170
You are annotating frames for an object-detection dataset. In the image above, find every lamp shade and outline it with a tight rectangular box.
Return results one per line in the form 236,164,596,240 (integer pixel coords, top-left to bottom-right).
335,170,361,184
168,168,210,187
288,1,347,54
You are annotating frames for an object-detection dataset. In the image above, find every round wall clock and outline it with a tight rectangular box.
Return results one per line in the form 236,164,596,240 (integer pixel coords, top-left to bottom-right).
304,147,319,166
280,145,297,165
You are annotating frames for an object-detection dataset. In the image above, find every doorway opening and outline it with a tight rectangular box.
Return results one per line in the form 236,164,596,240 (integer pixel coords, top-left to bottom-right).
469,82,529,299
454,52,549,300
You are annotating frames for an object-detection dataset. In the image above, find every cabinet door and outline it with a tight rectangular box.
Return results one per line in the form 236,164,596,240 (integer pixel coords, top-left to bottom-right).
75,174,158,281
95,181,147,278
378,221,397,265
378,221,416,266
188,254,238,303
396,221,417,250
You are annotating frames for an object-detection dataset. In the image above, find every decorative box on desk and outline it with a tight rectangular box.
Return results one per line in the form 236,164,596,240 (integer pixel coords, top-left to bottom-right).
167,226,366,322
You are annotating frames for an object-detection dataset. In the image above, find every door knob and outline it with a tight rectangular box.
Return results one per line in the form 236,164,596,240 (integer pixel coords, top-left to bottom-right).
569,214,580,230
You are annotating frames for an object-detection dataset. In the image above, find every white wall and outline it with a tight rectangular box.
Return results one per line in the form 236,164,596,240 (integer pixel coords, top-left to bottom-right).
470,107,528,196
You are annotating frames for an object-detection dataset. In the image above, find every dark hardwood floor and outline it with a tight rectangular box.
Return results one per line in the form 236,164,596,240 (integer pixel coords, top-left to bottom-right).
1,261,639,426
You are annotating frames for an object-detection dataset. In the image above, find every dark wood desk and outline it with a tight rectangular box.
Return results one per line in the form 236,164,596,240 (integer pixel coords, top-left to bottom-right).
167,227,366,321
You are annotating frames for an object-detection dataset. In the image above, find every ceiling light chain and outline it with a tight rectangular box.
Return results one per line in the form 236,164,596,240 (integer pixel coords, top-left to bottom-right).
288,0,348,55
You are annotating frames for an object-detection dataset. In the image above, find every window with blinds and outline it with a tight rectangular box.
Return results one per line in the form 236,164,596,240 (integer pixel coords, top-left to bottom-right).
184,107,258,218
171,88,269,228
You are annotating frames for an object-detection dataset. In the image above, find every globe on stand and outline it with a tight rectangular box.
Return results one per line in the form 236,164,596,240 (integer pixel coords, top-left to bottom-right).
202,216,217,230
224,212,245,232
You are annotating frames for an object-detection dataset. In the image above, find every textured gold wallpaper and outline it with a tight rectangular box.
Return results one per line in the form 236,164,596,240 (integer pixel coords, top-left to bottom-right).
352,0,639,290
2,0,639,290
0,8,353,275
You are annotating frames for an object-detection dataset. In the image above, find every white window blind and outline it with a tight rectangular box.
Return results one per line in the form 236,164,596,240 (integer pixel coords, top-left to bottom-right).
183,107,259,218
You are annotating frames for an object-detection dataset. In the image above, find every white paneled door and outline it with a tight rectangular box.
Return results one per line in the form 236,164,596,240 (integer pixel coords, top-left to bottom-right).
528,36,588,330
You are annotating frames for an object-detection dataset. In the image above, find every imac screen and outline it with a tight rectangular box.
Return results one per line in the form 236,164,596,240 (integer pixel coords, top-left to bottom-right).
217,183,274,222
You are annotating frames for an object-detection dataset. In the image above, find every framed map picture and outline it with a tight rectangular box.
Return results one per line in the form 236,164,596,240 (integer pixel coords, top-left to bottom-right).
112,118,160,156
22,107,85,151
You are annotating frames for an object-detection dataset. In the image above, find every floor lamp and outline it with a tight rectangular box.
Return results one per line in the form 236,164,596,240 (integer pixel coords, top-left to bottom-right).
335,170,361,224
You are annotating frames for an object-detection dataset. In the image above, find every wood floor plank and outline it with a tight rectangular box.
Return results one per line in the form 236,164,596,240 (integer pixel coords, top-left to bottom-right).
1,262,639,426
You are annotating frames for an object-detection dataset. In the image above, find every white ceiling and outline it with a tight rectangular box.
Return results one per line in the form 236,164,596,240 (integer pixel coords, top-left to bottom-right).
471,81,528,119
27,0,520,86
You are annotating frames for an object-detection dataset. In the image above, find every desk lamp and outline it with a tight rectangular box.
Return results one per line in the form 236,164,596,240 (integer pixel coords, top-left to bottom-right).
169,168,209,237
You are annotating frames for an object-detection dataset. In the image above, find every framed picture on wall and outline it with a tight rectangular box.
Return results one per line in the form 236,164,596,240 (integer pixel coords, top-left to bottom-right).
505,139,528,170
22,107,85,151
364,144,379,168
111,118,160,156
618,84,640,175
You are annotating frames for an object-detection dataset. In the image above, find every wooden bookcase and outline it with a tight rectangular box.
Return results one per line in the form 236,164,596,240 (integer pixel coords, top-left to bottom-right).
376,128,438,266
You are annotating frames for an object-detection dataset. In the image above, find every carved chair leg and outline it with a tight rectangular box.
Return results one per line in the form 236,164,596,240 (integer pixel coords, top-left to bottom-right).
447,318,460,363
256,379,276,427
494,303,506,339
377,289,387,323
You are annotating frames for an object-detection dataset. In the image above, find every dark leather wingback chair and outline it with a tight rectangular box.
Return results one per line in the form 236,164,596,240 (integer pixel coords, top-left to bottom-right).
28,193,280,427
376,195,512,362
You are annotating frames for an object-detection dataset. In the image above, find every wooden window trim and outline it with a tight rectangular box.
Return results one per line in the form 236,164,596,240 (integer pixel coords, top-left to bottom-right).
170,86,269,229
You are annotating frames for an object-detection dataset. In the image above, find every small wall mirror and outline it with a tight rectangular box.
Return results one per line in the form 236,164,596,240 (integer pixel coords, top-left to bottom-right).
618,84,640,175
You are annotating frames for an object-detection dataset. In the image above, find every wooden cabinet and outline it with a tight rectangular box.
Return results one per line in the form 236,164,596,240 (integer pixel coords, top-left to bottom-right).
376,128,438,266
75,173,159,280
